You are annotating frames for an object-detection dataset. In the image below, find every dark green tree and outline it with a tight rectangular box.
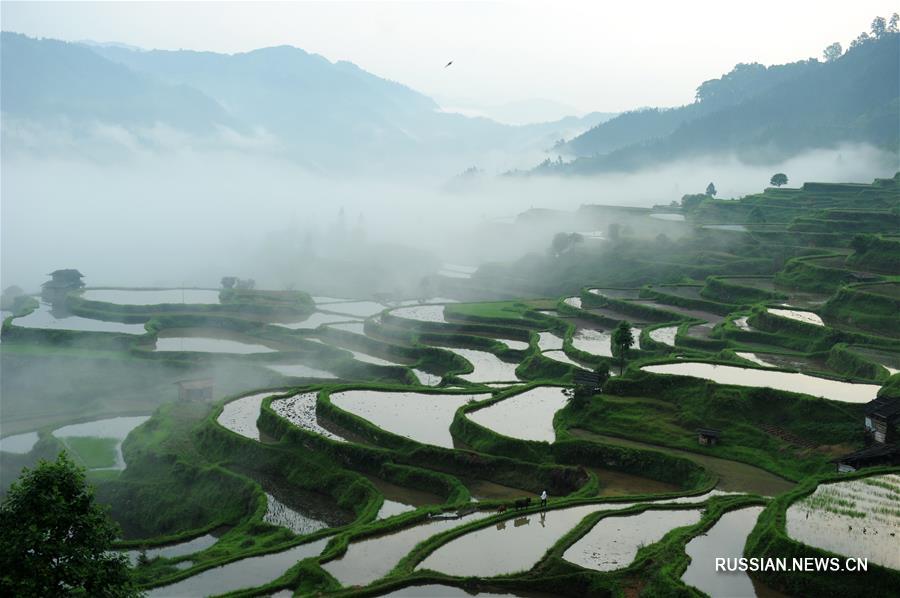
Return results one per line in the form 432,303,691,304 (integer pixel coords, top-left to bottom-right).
705,182,717,197
770,173,788,187
871,16,887,38
822,42,842,62
680,193,706,213
0,453,138,597
611,321,635,374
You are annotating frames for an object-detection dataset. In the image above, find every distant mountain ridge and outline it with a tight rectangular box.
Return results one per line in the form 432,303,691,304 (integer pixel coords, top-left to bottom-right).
546,33,900,174
0,32,610,175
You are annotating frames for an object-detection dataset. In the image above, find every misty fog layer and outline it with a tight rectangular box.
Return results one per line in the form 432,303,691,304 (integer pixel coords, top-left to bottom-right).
2,143,895,293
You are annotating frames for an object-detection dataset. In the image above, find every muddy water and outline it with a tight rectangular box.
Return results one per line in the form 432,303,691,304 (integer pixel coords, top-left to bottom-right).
266,363,338,379
275,312,360,330
0,431,39,454
682,506,765,598
786,474,900,569
649,326,678,347
418,504,604,577
271,393,346,442
330,390,487,448
123,532,221,564
217,392,280,441
81,288,221,305
449,348,520,383
412,369,442,386
563,508,702,571
53,416,150,469
322,510,491,587
13,303,148,335
460,478,532,502
589,467,680,497
767,308,824,326
570,429,794,497
364,474,443,520
542,350,585,368
537,332,564,351
155,333,276,354
642,362,880,403
146,538,329,597
466,386,567,443
391,305,448,323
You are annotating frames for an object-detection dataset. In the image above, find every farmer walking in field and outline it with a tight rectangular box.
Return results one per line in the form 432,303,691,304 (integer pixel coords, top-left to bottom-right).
540,489,548,508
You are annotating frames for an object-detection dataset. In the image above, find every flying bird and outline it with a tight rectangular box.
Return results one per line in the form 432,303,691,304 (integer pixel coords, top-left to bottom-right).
444,61,453,68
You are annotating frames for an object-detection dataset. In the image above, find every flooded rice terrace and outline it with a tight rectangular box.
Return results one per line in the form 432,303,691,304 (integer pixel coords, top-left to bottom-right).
265,363,338,379
321,301,386,318
390,304,448,323
123,531,221,565
217,391,280,441
447,348,521,383
571,326,641,357
537,332,564,351
786,474,900,569
0,431,40,454
80,288,221,305
648,326,678,347
466,386,568,443
681,506,765,597
275,312,361,329
52,416,150,470
418,504,616,577
270,392,347,442
322,510,492,587
330,390,488,448
642,362,880,403
562,508,702,571
154,332,277,354
767,308,825,326
13,302,148,335
146,538,329,597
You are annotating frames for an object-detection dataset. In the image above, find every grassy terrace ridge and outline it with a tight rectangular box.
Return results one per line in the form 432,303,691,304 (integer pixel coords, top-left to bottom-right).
2,174,899,596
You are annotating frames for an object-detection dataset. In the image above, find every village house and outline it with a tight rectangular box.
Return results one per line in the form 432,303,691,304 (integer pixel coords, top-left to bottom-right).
696,428,721,446
864,395,900,444
40,269,85,304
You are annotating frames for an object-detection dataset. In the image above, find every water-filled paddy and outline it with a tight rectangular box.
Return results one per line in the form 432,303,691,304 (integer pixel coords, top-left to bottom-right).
537,332,564,351
217,392,279,441
13,303,148,335
449,348,521,383
383,584,524,597
733,316,752,331
563,508,702,571
767,308,824,326
271,392,346,442
418,504,602,577
265,363,338,379
275,312,361,330
155,334,277,354
264,492,331,536
786,474,900,569
348,350,404,367
682,506,764,598
460,478,532,501
80,288,221,305
466,386,567,443
412,369,442,386
146,538,328,597
330,390,487,448
390,304,448,323
123,532,220,564
648,326,678,347
0,431,39,454
563,297,582,309
588,288,641,299
53,416,150,469
642,362,879,403
323,301,386,318
498,339,529,350
589,467,680,497
542,350,585,368
571,327,640,357
328,321,367,334
649,212,686,221
322,510,491,587
364,474,442,519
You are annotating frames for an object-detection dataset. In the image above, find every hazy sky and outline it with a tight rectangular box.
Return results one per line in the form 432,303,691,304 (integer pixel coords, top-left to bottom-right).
2,1,897,114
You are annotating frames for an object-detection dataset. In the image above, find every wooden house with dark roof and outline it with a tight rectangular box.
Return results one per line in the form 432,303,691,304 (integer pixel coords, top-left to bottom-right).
832,444,899,473
864,396,900,444
41,269,85,303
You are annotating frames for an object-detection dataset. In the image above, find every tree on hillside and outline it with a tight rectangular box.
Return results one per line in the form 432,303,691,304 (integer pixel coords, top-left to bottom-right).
822,42,843,62
550,232,584,257
770,173,789,187
611,321,635,374
850,32,871,49
890,13,899,32
871,16,887,38
0,453,138,597
705,182,717,197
